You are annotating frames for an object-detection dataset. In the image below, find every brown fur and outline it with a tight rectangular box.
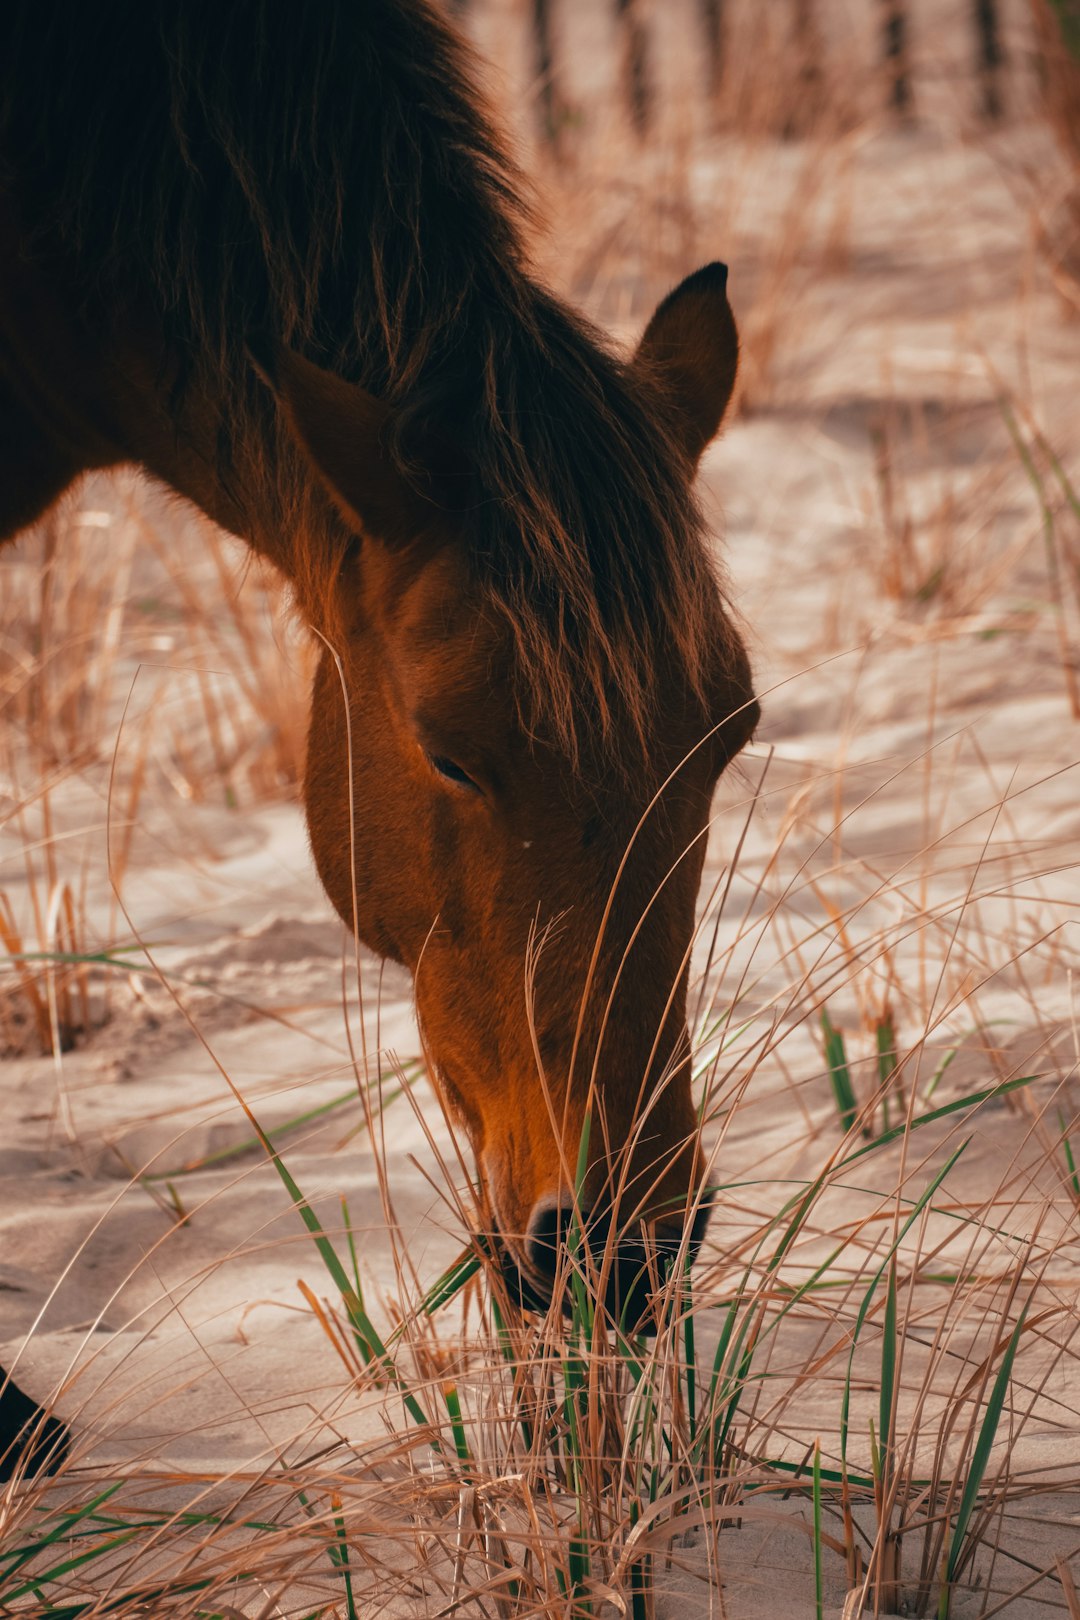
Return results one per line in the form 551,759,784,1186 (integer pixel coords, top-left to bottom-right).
1,0,744,761
0,0,758,1373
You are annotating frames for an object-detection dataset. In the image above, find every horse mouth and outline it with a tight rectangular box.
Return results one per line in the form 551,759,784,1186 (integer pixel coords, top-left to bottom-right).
491,1191,714,1336
495,1238,565,1317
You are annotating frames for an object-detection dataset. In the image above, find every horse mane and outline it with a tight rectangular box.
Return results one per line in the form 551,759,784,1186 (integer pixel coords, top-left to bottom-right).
1,0,736,763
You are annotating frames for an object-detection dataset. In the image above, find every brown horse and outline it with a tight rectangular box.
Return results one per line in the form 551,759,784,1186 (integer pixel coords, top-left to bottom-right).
0,0,757,1478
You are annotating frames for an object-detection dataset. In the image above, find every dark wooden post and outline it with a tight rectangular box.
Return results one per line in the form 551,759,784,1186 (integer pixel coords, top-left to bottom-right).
614,0,652,136
785,0,825,138
531,0,563,150
699,0,725,101
974,0,1005,120
881,0,912,114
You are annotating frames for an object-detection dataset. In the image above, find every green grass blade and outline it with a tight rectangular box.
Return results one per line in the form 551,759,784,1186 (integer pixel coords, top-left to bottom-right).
762,1455,878,1489
330,1492,359,1620
683,1258,697,1446
836,1074,1037,1172
821,1008,858,1133
1048,0,1080,57
841,1143,967,1464
148,1058,422,1181
922,1021,1013,1102
441,1382,473,1472
145,1089,358,1180
267,1146,432,1430
875,1014,897,1088
879,1263,898,1473
568,1535,591,1612
876,1013,897,1130
944,1308,1027,1587
1059,1111,1080,1201
341,1194,363,1302
813,1439,824,1620
868,1417,881,1489
567,1107,594,1338
388,1247,483,1342
2,1527,149,1605
629,1498,651,1620
767,1176,829,1274
711,1337,758,1467
0,1482,125,1584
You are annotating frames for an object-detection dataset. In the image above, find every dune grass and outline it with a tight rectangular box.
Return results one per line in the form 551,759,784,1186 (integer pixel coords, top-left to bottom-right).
1,898,1072,1615
0,486,311,1060
2,1,1079,1616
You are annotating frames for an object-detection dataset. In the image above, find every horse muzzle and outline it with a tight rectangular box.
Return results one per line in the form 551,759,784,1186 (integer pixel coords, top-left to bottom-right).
496,1187,715,1334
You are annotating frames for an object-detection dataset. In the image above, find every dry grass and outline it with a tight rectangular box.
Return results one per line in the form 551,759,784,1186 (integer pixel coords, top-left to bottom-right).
2,2,1079,1617
1029,0,1080,310
516,4,867,415
0,478,312,1057
3,758,1076,1614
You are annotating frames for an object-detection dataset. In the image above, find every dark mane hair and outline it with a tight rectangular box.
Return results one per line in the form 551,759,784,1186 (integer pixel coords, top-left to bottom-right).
1,0,735,759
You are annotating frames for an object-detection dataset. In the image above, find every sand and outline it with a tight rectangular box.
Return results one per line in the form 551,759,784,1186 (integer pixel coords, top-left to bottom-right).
2,3,1079,1613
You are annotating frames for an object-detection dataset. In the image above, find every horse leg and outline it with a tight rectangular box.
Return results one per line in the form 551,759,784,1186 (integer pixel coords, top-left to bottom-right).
0,375,83,546
0,370,78,1475
0,1374,68,1481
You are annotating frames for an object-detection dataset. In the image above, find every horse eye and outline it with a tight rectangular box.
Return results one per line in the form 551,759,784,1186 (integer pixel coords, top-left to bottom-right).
427,753,480,793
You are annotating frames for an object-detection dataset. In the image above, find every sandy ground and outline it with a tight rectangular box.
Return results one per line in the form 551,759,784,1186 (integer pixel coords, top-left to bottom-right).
2,9,1080,1615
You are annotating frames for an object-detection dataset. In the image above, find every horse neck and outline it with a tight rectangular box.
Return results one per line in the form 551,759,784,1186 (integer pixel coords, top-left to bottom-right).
90,302,320,585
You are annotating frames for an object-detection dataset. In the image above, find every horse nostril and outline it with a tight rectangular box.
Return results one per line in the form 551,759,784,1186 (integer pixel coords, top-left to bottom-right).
524,1195,580,1280
516,1189,716,1327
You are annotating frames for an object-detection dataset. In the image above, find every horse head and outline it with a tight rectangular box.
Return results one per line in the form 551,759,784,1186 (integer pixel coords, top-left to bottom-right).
261,265,758,1328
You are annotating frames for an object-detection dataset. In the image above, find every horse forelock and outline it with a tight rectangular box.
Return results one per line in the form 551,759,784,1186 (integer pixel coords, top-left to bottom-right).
1,0,741,770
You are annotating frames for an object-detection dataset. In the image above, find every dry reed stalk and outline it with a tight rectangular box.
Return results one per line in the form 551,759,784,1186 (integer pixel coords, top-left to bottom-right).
501,0,867,416
0,483,313,1053
1030,0,1080,305
1,7,1078,1617
1059,1553,1080,1620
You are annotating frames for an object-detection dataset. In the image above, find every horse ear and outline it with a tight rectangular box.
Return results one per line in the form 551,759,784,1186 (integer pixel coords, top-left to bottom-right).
633,262,739,469
249,342,466,546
